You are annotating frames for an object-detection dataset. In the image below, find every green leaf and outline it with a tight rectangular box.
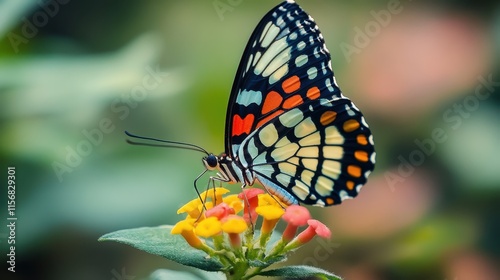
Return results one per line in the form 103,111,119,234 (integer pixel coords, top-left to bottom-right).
259,265,342,280
99,225,224,271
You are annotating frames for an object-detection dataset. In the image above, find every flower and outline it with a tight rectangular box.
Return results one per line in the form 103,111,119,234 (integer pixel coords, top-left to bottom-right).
238,188,265,224
171,220,203,249
281,205,311,242
195,217,222,238
285,219,332,251
172,188,333,279
223,194,244,213
199,187,230,206
221,215,248,248
177,197,204,219
256,205,285,233
255,204,285,248
205,202,234,220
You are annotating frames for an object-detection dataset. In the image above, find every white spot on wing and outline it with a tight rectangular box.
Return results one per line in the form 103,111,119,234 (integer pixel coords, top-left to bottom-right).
322,160,341,180
345,104,356,116
279,108,304,128
323,146,343,160
325,78,334,92
295,54,308,67
325,127,344,145
272,143,299,161
261,23,280,48
294,117,316,138
297,41,306,50
302,158,318,171
247,138,258,159
253,51,262,67
269,63,289,85
259,125,279,147
292,181,310,200
236,90,263,106
307,67,317,79
255,37,289,75
316,176,334,197
299,131,321,146
260,21,272,43
339,190,352,201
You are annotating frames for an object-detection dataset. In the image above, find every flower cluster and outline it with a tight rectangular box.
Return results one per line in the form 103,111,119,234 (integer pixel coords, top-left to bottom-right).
171,187,331,279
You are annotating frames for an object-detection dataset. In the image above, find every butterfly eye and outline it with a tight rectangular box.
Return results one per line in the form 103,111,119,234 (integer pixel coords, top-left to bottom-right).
204,154,218,169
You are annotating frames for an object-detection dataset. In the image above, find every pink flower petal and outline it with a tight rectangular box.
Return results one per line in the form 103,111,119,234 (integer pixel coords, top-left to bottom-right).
282,205,311,226
307,219,331,239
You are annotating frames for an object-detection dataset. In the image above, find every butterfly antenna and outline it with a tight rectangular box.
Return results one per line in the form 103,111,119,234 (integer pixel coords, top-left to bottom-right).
125,131,209,155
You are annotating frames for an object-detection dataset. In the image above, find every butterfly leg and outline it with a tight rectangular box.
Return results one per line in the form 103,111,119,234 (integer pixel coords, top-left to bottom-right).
193,169,210,212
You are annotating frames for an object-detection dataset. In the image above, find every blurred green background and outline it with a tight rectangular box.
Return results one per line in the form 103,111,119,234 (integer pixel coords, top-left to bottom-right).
1,0,499,279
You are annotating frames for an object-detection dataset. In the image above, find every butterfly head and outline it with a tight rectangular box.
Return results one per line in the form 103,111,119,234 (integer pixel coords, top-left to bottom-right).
202,154,219,171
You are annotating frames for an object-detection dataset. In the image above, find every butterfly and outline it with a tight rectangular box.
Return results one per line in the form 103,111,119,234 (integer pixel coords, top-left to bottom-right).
200,0,375,207
126,0,375,207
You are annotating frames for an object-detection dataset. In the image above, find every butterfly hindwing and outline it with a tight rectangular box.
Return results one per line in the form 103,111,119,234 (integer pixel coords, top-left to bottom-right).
236,95,375,206
225,0,340,157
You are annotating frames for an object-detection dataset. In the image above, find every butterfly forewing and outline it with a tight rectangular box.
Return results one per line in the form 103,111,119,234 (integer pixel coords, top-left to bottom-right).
225,0,340,157
223,0,375,206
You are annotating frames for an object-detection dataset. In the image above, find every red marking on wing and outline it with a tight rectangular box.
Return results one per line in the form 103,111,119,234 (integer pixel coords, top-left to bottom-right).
232,114,255,136
256,110,284,128
282,75,301,94
262,91,283,114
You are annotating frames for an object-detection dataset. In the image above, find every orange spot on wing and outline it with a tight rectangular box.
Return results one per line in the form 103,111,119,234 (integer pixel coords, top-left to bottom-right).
282,95,304,109
354,151,369,162
346,181,355,190
325,198,334,205
282,75,301,94
256,110,284,128
262,91,283,114
357,134,368,145
306,87,320,100
343,119,360,132
347,165,362,178
320,111,337,126
232,114,255,136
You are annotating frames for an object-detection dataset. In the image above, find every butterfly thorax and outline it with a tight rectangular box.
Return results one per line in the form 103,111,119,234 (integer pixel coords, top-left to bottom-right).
203,153,256,186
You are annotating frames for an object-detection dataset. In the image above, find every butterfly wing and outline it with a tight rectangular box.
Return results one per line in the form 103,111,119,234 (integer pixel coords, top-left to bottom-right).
236,96,375,206
225,0,340,157
225,0,375,206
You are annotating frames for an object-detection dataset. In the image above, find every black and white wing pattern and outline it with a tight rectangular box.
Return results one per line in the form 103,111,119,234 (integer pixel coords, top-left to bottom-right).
224,0,375,206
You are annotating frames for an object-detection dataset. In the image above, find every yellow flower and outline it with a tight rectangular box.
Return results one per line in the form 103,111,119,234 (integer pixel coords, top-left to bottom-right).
223,194,244,213
177,188,230,219
258,193,287,208
200,187,230,206
221,215,248,248
195,217,222,238
255,204,285,248
255,205,285,234
177,198,203,219
171,220,203,249
221,215,248,234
